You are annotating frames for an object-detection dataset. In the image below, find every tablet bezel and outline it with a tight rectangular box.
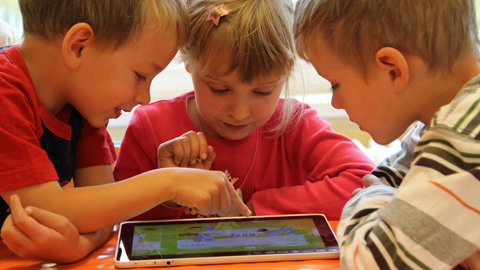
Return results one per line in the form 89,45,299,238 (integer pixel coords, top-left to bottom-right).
115,214,339,268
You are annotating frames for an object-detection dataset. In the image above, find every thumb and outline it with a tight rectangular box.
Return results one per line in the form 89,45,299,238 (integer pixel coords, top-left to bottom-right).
200,146,216,170
27,207,76,235
362,174,384,188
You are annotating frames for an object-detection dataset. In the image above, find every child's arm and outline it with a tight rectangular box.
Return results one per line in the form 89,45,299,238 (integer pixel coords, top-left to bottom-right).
1,165,250,233
337,130,480,270
1,194,111,263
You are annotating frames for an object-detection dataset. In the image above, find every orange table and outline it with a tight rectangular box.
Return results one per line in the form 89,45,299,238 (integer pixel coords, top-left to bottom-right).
1,221,340,270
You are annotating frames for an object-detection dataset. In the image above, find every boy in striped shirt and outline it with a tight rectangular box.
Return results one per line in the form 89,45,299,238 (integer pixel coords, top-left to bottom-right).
293,0,480,269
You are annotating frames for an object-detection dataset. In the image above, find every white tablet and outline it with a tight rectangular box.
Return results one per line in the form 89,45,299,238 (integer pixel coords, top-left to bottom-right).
114,214,339,268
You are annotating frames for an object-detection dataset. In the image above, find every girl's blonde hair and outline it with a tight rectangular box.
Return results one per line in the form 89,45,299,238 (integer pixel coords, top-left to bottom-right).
19,0,189,50
294,0,480,76
181,0,303,137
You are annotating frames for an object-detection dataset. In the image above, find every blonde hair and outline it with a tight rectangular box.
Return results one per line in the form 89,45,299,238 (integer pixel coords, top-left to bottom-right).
181,0,303,137
294,0,480,75
19,0,189,50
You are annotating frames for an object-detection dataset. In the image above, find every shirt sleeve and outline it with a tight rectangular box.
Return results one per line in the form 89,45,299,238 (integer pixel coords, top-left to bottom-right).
252,107,376,219
0,84,58,192
75,119,117,169
337,127,480,270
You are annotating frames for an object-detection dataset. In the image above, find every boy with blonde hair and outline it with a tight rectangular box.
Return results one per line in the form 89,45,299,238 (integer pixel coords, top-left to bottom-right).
294,0,480,269
0,0,249,263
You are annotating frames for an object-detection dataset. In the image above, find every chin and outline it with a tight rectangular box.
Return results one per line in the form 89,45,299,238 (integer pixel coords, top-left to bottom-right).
371,133,399,146
87,118,109,129
220,131,250,141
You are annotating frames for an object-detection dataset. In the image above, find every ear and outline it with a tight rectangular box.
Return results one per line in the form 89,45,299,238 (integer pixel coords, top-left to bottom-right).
183,58,192,74
375,47,409,92
62,23,95,70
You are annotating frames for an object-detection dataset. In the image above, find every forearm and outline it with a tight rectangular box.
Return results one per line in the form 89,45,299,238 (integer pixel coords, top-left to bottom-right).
252,173,363,218
2,169,179,233
51,169,179,232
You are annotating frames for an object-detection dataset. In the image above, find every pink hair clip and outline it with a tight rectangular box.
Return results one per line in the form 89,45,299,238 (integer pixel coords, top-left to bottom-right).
206,3,229,26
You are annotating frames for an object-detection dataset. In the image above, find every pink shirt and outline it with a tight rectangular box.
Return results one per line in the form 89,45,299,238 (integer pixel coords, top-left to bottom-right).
114,91,375,220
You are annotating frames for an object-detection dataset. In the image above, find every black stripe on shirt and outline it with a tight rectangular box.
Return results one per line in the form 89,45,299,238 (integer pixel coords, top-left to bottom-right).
468,167,480,181
414,158,457,176
366,228,391,270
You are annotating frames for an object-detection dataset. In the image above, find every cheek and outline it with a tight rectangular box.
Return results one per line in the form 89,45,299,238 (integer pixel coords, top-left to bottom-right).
253,97,279,121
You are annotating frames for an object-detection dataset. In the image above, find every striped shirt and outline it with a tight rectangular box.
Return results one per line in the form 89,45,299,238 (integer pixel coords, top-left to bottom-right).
337,74,480,270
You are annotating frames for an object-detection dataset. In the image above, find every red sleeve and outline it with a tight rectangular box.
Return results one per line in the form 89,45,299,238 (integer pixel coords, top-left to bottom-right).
75,119,116,169
0,76,57,192
252,106,375,219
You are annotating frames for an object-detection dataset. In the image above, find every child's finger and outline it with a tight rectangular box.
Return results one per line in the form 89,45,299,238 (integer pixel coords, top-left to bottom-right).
1,213,33,249
8,195,55,240
362,174,384,187
200,146,216,170
196,132,209,160
25,206,76,237
177,137,193,167
225,179,251,217
181,132,200,166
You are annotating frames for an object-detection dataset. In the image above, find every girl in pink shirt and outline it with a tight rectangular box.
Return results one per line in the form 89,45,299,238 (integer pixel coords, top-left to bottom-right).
114,0,375,220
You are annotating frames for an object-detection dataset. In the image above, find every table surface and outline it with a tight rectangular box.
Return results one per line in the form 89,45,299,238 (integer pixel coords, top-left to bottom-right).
1,221,340,270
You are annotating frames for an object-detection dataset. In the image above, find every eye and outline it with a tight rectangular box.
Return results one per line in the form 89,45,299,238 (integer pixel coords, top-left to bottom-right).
254,90,273,96
210,87,229,94
331,84,339,91
135,72,147,81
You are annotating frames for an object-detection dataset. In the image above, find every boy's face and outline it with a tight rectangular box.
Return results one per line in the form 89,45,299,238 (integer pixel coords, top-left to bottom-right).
188,61,286,140
305,37,410,145
68,28,179,128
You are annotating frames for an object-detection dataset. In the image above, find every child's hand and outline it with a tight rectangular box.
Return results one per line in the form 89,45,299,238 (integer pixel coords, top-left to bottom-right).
0,194,88,263
158,131,215,170
351,174,386,197
168,169,251,217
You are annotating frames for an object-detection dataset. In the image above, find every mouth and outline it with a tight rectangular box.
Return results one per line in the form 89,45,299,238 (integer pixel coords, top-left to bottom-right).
224,123,249,131
114,108,123,118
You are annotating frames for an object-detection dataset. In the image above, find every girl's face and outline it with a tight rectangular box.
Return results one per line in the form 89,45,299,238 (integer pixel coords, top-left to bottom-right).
187,61,286,140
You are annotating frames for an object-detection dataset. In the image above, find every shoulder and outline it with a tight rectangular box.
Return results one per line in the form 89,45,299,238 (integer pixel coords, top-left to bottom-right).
430,75,480,139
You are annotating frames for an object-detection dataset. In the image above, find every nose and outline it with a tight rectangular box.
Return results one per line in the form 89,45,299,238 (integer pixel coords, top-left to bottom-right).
134,85,151,106
228,97,249,122
331,92,343,109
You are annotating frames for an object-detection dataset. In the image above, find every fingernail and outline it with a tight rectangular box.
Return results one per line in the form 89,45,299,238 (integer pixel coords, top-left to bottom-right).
25,207,33,216
191,159,196,165
201,153,207,160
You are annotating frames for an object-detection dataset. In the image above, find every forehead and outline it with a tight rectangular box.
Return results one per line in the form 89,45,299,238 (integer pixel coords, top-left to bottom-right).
194,53,287,85
306,36,344,79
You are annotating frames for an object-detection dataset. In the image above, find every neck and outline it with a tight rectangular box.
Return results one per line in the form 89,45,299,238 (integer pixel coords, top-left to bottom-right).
418,55,480,124
19,35,68,116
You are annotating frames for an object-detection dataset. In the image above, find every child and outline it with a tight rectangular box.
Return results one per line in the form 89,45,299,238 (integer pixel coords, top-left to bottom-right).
113,0,375,221
294,0,480,269
0,0,249,263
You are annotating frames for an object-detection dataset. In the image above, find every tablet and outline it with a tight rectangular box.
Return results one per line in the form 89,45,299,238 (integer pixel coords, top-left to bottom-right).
115,214,339,268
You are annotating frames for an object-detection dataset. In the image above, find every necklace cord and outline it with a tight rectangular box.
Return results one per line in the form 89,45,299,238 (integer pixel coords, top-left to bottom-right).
195,106,258,189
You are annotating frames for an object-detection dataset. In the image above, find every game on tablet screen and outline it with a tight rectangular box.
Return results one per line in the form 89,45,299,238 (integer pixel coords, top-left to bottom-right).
130,218,332,257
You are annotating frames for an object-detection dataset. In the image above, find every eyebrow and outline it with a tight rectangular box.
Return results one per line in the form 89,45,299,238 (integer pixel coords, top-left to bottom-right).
151,62,165,72
204,75,283,86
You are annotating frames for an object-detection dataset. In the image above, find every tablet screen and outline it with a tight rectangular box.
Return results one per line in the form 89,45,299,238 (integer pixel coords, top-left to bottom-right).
116,214,338,266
